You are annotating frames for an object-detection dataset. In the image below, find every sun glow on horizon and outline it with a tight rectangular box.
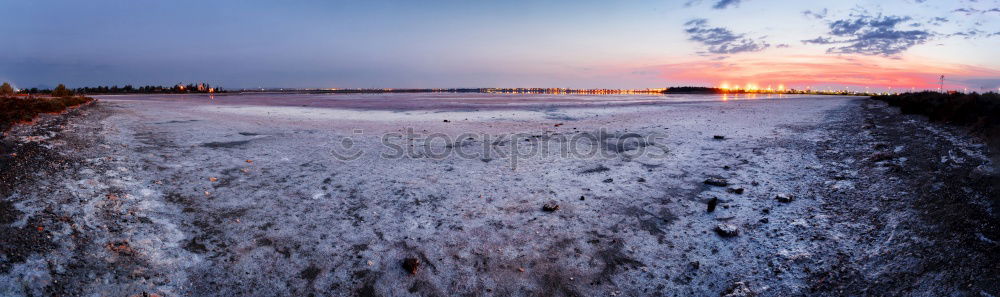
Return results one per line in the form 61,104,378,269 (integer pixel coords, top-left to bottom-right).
644,54,1000,92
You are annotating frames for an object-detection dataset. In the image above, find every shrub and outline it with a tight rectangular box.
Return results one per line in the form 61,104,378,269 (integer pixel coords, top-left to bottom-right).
51,84,72,97
0,96,94,132
0,82,13,96
872,92,1000,153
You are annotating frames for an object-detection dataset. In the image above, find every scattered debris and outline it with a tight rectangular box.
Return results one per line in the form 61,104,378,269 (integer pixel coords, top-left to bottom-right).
554,123,563,127
721,281,755,297
715,223,739,237
402,258,420,274
245,159,253,163
775,193,794,203
580,165,610,174
727,187,744,194
704,177,729,187
209,177,218,182
106,241,136,255
713,135,726,140
868,152,894,162
707,197,719,212
542,202,560,212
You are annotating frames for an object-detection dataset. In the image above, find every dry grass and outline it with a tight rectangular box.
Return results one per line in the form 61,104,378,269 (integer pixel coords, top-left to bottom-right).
0,96,94,132
872,92,1000,153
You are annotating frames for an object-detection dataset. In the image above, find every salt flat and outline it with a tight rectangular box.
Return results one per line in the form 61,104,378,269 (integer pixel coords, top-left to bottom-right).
1,93,996,296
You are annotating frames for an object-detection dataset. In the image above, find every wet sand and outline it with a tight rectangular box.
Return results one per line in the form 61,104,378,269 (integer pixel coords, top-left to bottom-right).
1,94,997,296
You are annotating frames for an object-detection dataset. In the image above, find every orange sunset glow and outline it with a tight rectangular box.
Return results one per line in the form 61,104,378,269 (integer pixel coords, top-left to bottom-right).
646,55,1000,92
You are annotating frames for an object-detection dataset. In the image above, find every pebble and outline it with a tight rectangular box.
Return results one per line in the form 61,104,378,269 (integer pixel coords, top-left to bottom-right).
715,223,739,237
775,193,794,203
542,202,560,212
402,258,420,274
704,178,729,187
721,281,755,297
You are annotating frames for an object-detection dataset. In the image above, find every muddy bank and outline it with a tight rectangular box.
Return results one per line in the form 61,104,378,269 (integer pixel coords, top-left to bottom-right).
0,95,996,296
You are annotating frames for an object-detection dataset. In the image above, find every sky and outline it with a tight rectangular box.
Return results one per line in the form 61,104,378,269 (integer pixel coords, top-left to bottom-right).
1,0,999,91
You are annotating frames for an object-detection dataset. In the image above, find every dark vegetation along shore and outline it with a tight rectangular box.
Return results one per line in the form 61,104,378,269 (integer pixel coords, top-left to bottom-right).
15,82,221,95
872,92,1000,154
1,83,95,132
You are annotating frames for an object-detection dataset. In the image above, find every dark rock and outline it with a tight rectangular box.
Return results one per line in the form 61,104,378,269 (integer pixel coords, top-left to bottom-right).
775,193,794,203
580,165,610,174
713,135,726,140
868,151,894,162
704,178,729,187
402,258,420,275
721,281,755,297
603,178,614,183
715,223,739,237
542,202,560,212
637,177,646,183
759,218,769,224
727,187,744,194
689,261,700,270
579,196,585,201
707,197,718,213
299,265,321,280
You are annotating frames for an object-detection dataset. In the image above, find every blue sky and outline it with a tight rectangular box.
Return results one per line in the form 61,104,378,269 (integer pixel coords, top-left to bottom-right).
1,0,998,90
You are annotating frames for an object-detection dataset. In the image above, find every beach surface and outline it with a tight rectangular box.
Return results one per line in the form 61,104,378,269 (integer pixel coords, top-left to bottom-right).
1,93,997,296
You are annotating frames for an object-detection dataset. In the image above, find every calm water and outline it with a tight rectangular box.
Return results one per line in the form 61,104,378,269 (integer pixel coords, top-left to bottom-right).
97,92,829,110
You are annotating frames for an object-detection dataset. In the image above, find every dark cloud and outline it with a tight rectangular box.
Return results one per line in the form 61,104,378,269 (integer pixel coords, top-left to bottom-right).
684,0,746,9
952,7,1000,15
929,17,950,26
956,78,1000,90
803,13,932,56
949,29,1000,39
684,19,770,55
802,9,828,20
712,0,744,9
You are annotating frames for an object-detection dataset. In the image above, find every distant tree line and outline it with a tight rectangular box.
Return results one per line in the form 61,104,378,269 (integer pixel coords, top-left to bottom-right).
2,82,76,97
663,86,725,94
12,83,222,95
